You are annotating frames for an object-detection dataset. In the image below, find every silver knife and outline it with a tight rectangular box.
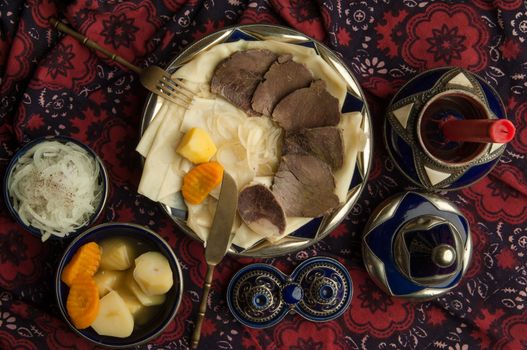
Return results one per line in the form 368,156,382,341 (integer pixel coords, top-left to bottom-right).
191,171,237,349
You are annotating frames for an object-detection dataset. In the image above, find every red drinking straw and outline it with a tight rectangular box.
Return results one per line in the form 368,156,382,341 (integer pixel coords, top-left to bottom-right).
441,118,516,143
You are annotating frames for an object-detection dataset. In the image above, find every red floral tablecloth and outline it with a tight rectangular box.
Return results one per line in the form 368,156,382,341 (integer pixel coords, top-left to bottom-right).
1,1,527,349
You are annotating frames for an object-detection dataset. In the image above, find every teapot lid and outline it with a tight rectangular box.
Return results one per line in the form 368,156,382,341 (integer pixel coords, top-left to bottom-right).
362,191,472,301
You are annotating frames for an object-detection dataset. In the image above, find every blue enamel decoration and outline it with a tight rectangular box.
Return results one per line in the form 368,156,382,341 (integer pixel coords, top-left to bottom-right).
225,29,258,42
282,283,303,305
296,40,318,52
293,257,353,322
343,91,365,113
362,191,472,300
448,157,500,188
227,257,352,328
384,67,509,191
226,264,288,329
395,69,446,100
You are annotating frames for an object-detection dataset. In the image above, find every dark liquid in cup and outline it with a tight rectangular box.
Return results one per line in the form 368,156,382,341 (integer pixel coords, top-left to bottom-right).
420,93,487,164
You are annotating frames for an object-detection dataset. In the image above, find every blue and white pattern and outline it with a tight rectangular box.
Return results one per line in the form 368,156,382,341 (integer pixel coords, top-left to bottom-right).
362,191,472,300
384,67,508,191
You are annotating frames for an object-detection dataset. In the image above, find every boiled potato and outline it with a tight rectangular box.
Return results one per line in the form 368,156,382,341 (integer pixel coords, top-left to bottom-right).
177,127,217,164
99,238,136,271
93,270,125,297
133,251,173,296
117,288,157,326
126,271,166,306
91,290,134,338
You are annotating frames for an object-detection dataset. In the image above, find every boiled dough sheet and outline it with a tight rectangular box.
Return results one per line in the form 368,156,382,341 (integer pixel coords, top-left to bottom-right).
137,40,366,249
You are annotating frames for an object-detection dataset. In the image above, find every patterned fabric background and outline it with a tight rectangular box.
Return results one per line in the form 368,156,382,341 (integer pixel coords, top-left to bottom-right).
1,0,527,349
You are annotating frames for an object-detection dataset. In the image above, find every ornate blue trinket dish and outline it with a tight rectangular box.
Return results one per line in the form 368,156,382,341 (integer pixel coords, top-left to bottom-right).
384,67,509,191
362,191,472,301
227,257,352,328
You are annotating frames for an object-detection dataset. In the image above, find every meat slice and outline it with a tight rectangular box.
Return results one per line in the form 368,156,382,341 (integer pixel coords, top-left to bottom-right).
283,127,344,170
211,49,278,114
272,80,340,131
238,184,287,237
272,154,340,217
251,55,313,116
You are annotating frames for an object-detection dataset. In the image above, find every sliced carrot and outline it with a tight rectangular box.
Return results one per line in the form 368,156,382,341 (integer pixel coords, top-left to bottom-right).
61,242,101,287
66,274,100,329
181,161,224,205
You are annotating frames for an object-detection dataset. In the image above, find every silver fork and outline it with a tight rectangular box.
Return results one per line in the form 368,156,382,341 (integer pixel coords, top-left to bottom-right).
50,18,193,109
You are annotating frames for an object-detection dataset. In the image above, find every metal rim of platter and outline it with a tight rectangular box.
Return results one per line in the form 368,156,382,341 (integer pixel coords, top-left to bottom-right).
140,24,373,258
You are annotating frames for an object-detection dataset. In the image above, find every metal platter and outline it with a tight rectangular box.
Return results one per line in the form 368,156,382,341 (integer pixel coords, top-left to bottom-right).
140,24,372,258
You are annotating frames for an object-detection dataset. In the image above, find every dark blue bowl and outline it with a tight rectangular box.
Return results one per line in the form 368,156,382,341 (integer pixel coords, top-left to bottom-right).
55,223,183,348
3,136,108,241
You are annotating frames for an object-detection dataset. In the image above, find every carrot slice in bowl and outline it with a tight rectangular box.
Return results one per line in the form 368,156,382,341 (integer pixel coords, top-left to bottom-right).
61,242,101,286
66,274,100,329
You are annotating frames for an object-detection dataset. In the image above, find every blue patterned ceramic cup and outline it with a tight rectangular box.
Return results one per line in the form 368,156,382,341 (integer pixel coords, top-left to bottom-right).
418,90,490,165
385,67,510,191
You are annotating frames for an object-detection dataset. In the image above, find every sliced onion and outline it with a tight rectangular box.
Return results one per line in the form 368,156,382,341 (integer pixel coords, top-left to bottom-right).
7,141,103,241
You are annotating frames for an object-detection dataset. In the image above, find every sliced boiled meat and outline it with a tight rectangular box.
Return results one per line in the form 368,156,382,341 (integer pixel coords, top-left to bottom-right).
211,49,278,114
251,55,313,116
238,184,287,236
283,126,344,170
272,80,340,131
272,154,340,217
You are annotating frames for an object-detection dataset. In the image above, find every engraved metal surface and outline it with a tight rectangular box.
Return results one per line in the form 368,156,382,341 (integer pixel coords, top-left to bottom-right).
362,191,472,301
227,257,352,328
295,261,351,320
230,268,286,326
384,67,508,191
393,216,463,286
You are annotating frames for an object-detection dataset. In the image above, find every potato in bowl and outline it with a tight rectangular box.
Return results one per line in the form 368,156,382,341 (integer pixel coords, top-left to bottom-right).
55,223,183,348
